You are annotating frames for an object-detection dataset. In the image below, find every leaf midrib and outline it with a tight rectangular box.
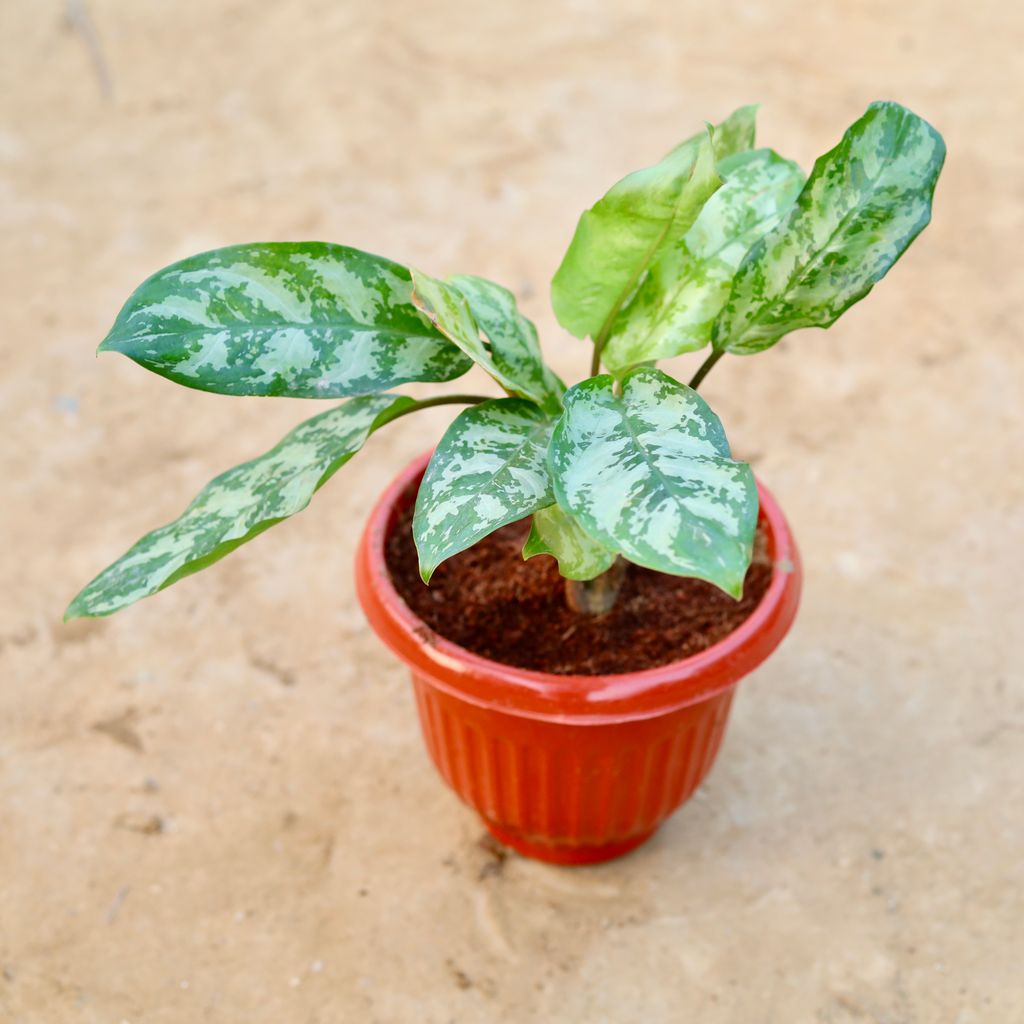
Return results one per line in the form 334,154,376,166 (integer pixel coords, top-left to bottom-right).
107,320,452,350
467,415,553,503
613,396,738,551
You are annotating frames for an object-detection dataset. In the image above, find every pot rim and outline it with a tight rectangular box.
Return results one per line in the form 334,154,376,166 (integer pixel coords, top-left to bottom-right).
355,451,802,723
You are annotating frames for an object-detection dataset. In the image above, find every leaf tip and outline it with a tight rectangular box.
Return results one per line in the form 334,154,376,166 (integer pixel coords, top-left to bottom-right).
521,528,543,563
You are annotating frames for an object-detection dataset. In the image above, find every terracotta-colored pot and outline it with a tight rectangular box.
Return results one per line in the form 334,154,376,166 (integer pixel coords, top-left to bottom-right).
356,453,801,865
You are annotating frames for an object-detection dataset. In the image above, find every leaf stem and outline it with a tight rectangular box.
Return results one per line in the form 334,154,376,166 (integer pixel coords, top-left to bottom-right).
589,328,608,377
687,349,724,390
385,393,491,423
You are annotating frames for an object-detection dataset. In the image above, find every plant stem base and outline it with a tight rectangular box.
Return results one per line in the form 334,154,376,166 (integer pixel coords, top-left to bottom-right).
564,556,628,616
483,819,657,866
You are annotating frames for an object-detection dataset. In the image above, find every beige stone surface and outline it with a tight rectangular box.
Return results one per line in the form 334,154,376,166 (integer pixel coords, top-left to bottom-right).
1,1,1022,1021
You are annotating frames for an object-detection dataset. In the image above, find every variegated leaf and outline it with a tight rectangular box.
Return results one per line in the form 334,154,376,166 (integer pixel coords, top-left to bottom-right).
414,399,555,581
713,101,946,354
99,242,473,397
448,274,565,412
66,394,412,618
548,368,757,597
550,105,759,344
409,271,555,407
523,504,616,581
603,149,805,372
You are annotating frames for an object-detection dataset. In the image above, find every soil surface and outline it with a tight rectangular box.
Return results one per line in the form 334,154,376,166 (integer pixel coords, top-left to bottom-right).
2,2,1022,1023
386,495,773,674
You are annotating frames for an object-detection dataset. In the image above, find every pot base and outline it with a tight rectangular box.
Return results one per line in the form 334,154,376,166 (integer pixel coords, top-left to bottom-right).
483,819,656,866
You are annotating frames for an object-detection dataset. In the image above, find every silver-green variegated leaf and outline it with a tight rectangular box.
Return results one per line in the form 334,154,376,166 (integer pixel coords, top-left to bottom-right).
414,399,555,581
523,504,616,581
65,394,412,619
548,368,757,597
550,105,759,343
713,101,946,354
99,242,473,397
603,149,805,372
448,274,565,412
410,272,556,407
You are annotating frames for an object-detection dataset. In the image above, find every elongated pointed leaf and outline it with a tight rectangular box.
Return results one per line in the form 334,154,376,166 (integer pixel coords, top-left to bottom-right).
414,399,555,581
448,274,565,412
99,242,473,398
550,105,759,343
603,149,805,372
713,101,946,354
548,368,757,596
66,394,412,618
523,505,616,581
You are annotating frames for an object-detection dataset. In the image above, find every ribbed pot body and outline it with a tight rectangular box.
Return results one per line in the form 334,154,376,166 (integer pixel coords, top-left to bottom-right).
356,454,801,865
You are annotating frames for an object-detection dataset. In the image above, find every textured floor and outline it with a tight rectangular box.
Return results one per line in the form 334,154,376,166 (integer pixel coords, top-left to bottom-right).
1,1,1022,1021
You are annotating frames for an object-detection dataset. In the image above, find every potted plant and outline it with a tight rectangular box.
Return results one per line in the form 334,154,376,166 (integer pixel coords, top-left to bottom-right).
68,101,944,864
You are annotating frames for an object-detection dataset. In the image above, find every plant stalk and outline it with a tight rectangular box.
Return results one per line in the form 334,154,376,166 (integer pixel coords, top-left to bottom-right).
687,348,724,391
589,305,621,376
564,557,627,615
589,332,607,377
384,393,491,423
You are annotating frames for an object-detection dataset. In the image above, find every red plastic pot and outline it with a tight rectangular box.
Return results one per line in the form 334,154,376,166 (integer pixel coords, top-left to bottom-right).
356,453,801,865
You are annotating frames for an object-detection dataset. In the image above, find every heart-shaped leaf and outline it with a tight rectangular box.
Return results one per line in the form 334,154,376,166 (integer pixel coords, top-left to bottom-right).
448,274,565,412
548,368,757,597
66,393,412,619
523,505,616,581
603,149,804,372
414,399,555,581
713,101,946,354
99,242,473,397
550,105,759,345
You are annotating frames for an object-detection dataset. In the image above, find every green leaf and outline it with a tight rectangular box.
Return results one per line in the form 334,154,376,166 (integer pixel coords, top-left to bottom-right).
523,505,616,581
548,368,757,597
550,105,759,344
713,101,946,354
65,394,412,618
448,274,565,412
99,242,473,398
414,399,556,581
603,149,805,372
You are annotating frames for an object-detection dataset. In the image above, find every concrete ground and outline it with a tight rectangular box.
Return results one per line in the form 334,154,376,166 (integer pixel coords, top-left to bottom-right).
1,1,1021,1021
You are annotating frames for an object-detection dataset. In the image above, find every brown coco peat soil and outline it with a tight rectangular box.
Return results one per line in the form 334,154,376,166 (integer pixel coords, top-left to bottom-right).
385,495,773,675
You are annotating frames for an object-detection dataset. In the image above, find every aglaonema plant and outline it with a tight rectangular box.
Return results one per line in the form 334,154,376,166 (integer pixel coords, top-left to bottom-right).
66,101,945,623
